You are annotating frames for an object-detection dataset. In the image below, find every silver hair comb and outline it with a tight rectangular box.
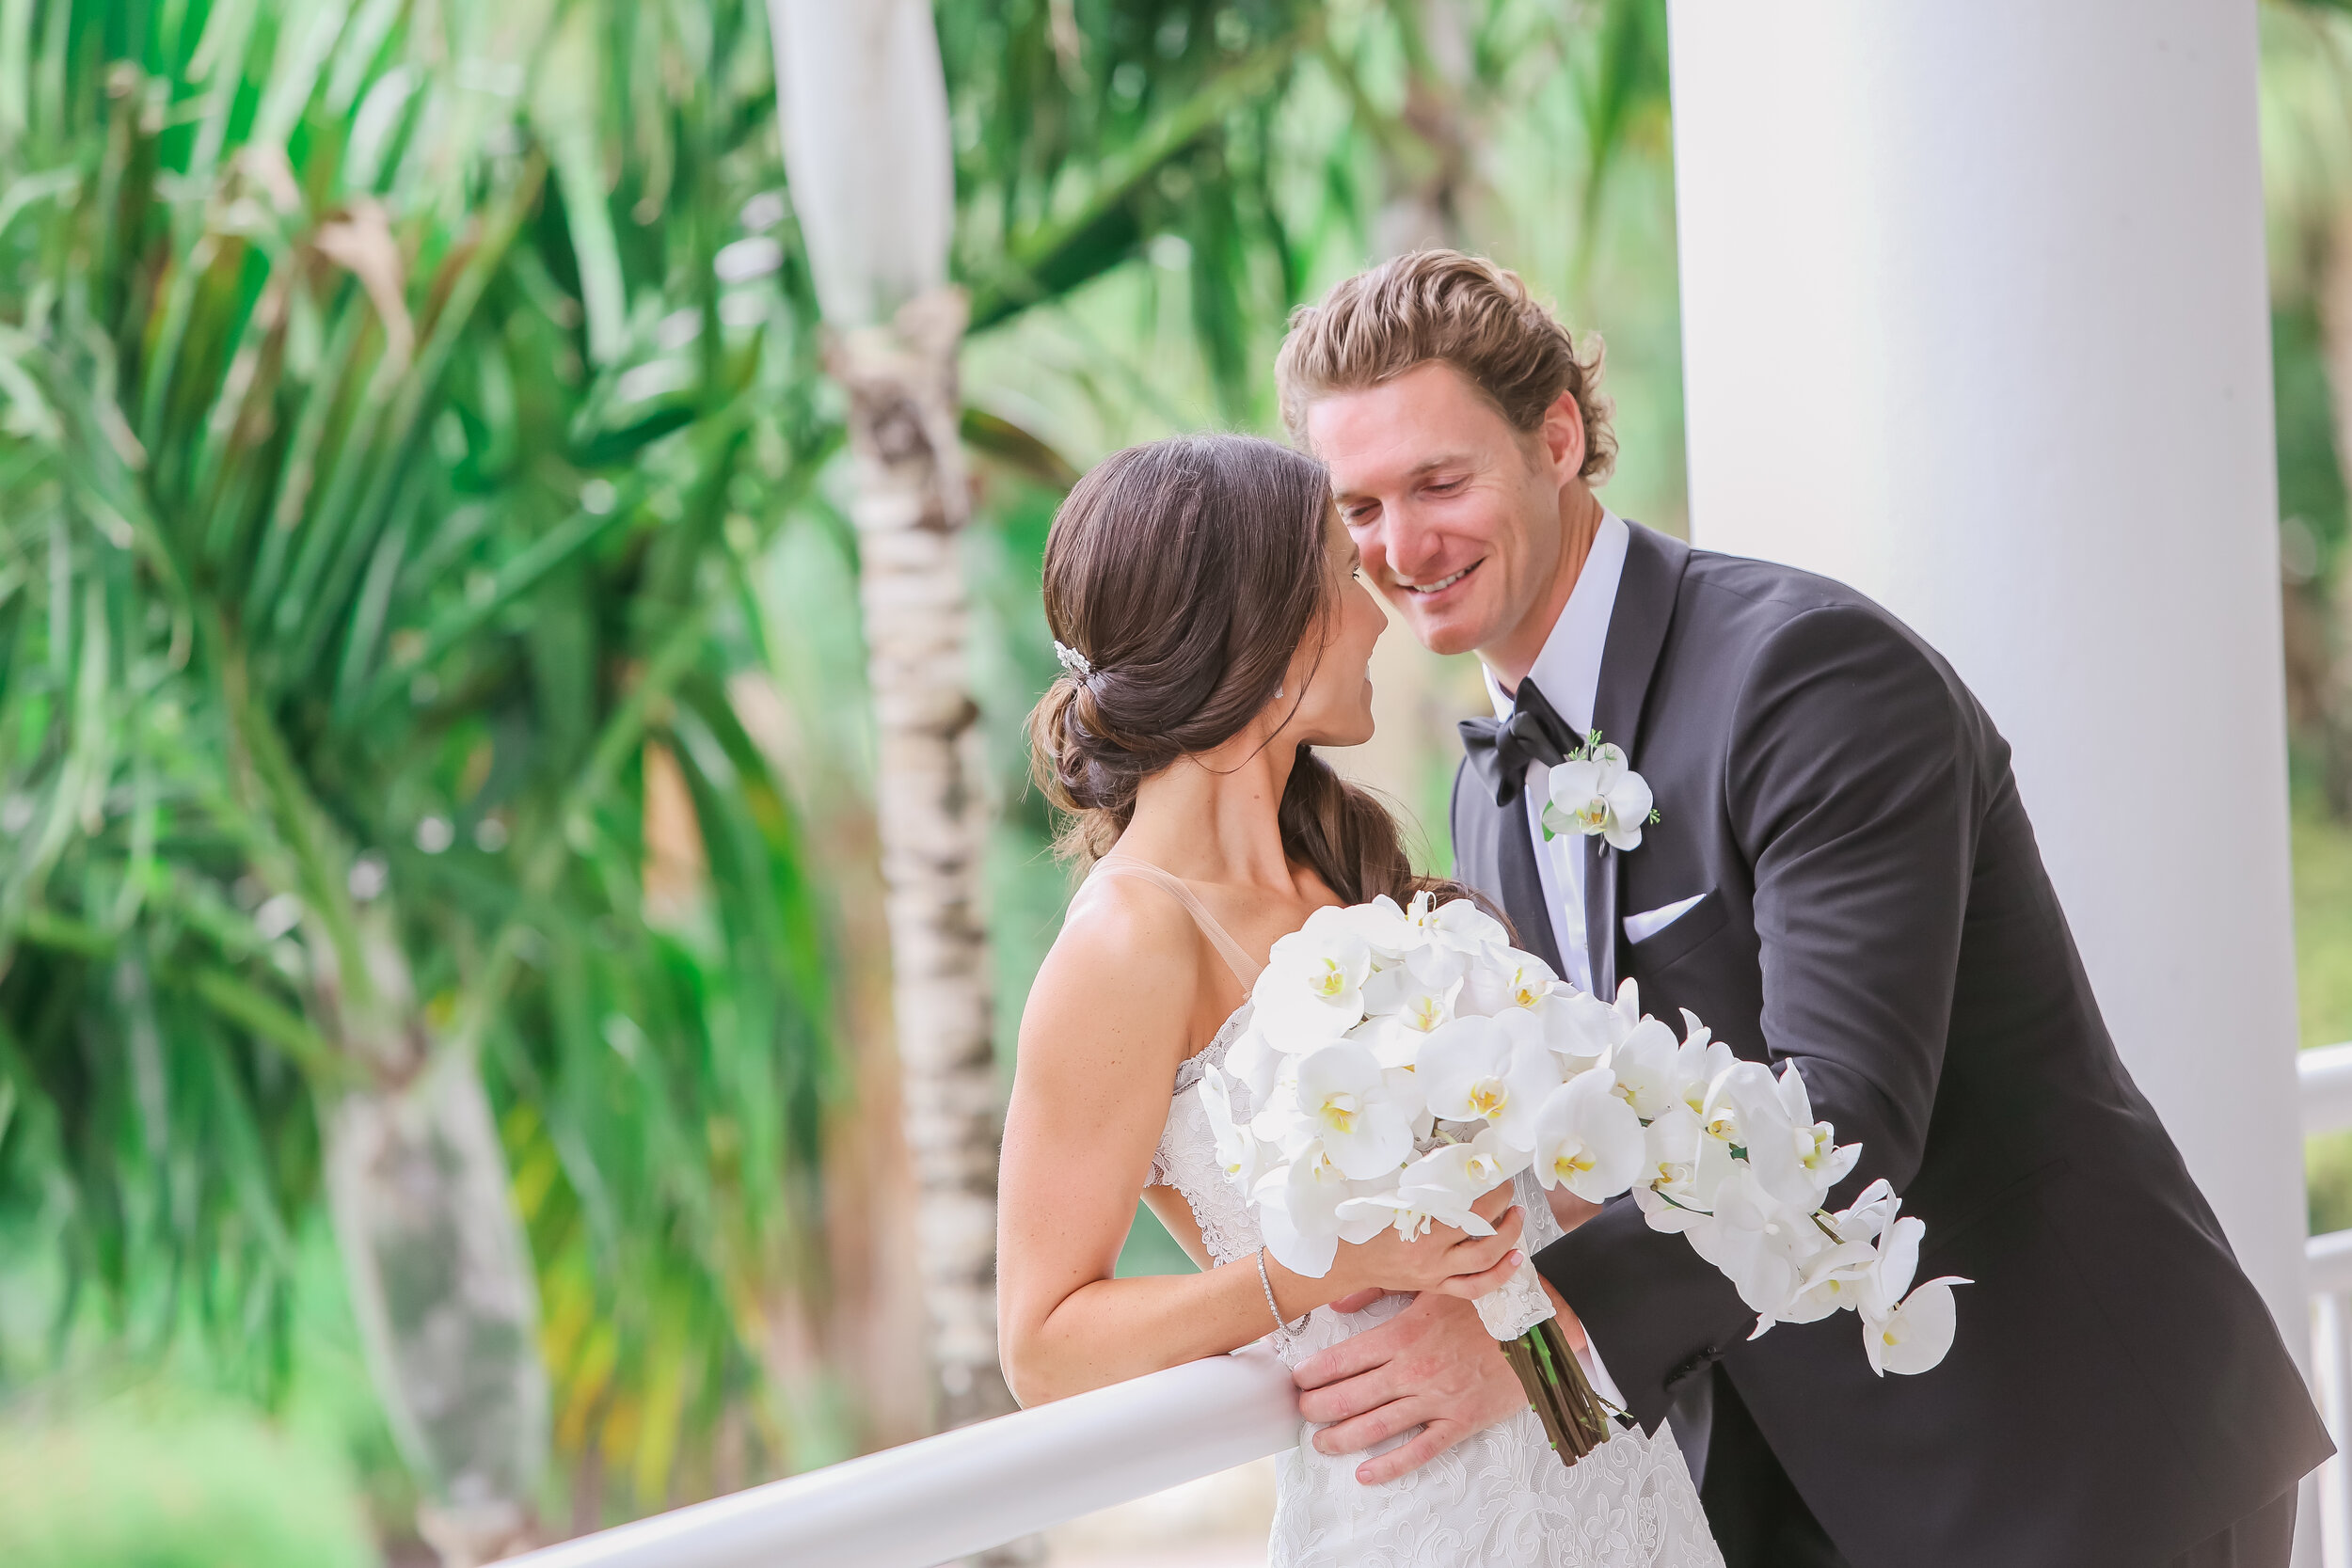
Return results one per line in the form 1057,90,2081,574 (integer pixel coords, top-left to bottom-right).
1053,640,1094,679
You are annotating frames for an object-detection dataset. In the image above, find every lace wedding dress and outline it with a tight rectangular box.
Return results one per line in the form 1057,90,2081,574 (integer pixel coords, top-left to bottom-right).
1095,857,1723,1568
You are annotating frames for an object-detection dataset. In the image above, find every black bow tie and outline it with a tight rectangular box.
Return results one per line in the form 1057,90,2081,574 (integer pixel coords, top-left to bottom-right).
1460,676,1577,808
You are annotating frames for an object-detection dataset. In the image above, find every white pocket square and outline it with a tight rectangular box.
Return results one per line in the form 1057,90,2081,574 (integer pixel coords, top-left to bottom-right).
1624,893,1707,945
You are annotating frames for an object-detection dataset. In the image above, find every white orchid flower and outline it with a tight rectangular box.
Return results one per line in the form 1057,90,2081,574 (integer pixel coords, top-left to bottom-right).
1254,920,1373,1045
1328,894,1418,960
1199,1062,1271,1192
1418,1013,1565,1151
1784,1232,1883,1323
1285,1041,1413,1180
1634,1185,1709,1237
1845,1205,1971,1372
1220,1015,1281,1110
1670,1011,1739,1122
1692,1062,1749,1154
1532,1069,1647,1201
1457,1123,1532,1186
1687,1164,1834,1329
1608,1015,1686,1120
1571,982,1646,1053
1381,1061,1432,1141
1764,1060,1861,1197
1793,1184,1924,1325
1349,967,1457,1073
1391,892,1508,988
1540,743,1655,852
1406,890,1510,952
1335,1141,1508,1243
1352,1017,1432,1071
1715,1061,1837,1215
1543,986,1629,1071
1728,1186,1899,1320
1360,964,1460,1030
1253,1146,1364,1278
1826,1179,1901,1247
1456,947,1558,1018
1740,1183,1895,1320
1637,1082,1741,1228
1634,1102,1708,1231
1246,1051,1312,1158
1854,1212,1926,1320
1688,1119,1740,1208
1864,1275,1968,1375
1401,943,1470,990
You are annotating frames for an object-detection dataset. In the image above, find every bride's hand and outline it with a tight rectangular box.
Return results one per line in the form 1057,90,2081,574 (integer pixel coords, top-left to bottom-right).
1323,1181,1526,1302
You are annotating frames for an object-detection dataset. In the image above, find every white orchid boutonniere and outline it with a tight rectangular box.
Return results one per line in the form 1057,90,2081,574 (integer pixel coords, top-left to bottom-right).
1540,731,1661,852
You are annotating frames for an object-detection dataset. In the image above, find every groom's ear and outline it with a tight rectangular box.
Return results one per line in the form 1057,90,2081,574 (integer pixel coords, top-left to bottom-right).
1534,388,1588,483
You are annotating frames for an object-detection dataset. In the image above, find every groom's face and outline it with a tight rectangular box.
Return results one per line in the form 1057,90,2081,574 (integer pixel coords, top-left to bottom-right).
1308,361,1576,659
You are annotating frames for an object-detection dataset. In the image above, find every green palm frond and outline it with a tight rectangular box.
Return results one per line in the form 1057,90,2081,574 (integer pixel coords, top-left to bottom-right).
945,0,1322,416
0,0,846,1516
1569,0,1670,281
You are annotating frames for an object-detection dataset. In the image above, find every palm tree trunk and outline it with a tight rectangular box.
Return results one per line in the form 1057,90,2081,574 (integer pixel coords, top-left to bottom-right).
1347,0,1485,831
827,289,1019,1443
222,649,548,1565
326,1066,546,1566
313,918,547,1568
1373,0,1474,258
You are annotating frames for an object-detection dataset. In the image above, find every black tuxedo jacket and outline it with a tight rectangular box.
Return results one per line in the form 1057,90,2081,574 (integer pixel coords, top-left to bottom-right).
1453,522,2329,1567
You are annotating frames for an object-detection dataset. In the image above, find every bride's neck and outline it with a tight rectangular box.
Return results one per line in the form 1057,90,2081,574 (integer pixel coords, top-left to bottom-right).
1116,728,1298,891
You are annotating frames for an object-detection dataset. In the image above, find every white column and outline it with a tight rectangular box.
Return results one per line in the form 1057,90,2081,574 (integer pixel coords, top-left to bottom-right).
1667,0,2307,1357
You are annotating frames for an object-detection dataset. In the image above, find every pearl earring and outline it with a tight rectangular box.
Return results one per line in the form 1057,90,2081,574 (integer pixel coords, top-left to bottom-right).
1276,683,1285,698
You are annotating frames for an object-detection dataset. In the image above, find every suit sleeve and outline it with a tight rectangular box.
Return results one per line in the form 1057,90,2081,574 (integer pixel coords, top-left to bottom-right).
1534,604,1980,1430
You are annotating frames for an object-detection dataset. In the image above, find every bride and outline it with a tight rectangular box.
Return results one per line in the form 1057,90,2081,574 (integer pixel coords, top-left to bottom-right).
995,432,1720,1568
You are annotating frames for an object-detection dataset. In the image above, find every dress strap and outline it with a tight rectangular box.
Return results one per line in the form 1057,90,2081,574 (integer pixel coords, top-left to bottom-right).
1087,854,1264,989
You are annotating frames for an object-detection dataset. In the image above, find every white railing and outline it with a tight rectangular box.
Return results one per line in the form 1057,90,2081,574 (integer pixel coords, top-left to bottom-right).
2304,1044,2352,1568
502,1344,1297,1568
2304,1044,2352,1137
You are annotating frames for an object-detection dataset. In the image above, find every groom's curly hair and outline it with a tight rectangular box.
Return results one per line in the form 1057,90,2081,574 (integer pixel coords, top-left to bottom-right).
1275,249,1615,483
1030,434,1474,912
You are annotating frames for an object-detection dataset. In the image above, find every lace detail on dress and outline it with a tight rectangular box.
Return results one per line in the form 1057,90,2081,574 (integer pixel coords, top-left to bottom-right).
1148,1006,1265,1273
1152,1005,1725,1568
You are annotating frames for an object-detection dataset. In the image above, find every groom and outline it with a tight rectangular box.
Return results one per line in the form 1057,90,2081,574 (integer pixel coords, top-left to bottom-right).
1275,250,2331,1568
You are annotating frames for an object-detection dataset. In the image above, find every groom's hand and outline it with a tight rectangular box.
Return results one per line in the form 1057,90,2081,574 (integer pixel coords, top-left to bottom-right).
1290,1290,1528,1485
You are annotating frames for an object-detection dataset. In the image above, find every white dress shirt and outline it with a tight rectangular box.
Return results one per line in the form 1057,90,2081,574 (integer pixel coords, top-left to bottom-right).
1479,509,1634,1411
1480,510,1630,994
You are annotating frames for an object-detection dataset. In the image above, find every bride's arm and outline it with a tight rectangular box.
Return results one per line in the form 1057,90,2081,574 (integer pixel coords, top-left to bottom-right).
997,886,1522,1407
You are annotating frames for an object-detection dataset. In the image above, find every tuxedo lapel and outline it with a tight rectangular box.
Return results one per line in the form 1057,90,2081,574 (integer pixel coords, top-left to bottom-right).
1496,790,1565,977
1583,837,1618,998
1583,522,1692,996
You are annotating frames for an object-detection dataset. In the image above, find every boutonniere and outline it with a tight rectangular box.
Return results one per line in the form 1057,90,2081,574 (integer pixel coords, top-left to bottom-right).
1540,731,1660,852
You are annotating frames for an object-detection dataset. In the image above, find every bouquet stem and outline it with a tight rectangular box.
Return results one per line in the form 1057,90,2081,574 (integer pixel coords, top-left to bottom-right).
1502,1316,1614,1464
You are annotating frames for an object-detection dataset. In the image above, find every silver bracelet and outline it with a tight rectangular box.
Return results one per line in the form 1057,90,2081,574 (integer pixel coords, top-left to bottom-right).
1256,1248,1309,1334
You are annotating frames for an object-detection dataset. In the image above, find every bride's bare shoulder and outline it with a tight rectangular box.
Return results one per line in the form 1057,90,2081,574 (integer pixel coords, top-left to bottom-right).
1019,875,1204,1061
1036,873,1203,994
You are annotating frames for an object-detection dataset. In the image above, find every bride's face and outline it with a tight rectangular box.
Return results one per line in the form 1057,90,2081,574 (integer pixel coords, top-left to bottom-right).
1276,507,1387,748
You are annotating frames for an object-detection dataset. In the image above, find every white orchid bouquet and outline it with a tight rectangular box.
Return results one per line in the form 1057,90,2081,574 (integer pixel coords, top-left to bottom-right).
1202,892,1964,1468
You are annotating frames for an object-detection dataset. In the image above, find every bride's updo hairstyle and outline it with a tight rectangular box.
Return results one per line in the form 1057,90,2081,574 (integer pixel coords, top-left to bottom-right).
1029,433,1446,909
